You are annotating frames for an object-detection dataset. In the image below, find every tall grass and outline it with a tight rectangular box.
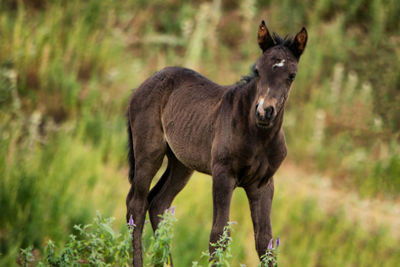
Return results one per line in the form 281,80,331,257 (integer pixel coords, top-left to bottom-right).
0,111,127,265
0,0,129,120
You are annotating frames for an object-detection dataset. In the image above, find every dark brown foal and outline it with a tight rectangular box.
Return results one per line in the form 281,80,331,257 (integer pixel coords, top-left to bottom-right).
126,20,307,266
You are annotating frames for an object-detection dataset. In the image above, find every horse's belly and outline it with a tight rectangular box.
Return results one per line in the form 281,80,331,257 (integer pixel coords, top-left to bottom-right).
162,112,214,174
165,133,212,174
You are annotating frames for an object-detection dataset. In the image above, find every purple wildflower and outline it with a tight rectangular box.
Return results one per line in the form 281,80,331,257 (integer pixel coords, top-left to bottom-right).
128,215,135,227
276,237,280,248
268,238,274,250
169,206,176,216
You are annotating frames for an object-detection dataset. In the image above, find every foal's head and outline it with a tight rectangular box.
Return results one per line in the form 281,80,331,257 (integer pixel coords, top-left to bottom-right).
253,20,308,128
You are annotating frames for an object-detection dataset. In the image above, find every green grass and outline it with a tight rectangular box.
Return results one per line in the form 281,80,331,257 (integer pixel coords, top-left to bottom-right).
16,181,400,266
0,112,127,265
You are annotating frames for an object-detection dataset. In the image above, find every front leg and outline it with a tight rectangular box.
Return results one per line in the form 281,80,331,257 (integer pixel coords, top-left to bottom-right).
244,178,275,259
258,129,287,187
209,164,236,257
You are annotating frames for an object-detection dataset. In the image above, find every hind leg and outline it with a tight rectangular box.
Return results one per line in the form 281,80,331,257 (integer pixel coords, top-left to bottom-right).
147,153,193,266
148,152,193,231
127,157,165,267
126,130,166,266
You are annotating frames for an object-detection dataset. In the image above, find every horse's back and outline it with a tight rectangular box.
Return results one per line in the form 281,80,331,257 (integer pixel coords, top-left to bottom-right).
129,66,224,112
128,66,226,173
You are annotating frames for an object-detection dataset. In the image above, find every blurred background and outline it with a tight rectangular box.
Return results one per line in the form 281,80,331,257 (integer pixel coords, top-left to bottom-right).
0,0,399,266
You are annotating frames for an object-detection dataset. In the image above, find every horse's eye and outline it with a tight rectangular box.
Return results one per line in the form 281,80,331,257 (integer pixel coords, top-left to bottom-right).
288,73,296,81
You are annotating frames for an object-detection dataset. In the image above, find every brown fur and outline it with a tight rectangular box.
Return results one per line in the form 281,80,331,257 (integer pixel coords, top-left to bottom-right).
126,21,307,266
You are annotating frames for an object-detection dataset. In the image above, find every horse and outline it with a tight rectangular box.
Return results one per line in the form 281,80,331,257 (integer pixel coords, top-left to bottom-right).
126,20,308,266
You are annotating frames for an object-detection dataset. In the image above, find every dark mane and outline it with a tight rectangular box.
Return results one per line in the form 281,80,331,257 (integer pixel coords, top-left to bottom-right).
235,64,257,87
272,32,294,47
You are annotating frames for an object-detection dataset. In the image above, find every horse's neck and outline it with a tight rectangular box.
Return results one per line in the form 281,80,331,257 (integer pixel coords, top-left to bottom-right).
235,79,256,110
231,79,257,124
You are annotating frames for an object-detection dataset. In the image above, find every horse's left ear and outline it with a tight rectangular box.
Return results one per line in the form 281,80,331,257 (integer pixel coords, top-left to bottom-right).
258,20,274,52
290,27,308,59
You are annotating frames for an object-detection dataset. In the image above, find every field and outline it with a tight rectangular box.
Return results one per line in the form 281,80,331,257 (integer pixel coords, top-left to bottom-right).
1,0,400,266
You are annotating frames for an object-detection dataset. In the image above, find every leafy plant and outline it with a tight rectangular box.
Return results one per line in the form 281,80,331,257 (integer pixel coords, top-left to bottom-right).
259,238,280,267
208,222,235,267
192,222,237,267
149,207,177,266
19,212,133,266
17,246,34,267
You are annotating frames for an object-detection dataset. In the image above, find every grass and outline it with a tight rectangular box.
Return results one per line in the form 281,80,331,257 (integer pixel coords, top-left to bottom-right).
16,174,400,266
0,110,128,265
0,0,399,266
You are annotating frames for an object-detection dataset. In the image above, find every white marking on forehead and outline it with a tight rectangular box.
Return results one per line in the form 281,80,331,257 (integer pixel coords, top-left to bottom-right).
273,59,285,68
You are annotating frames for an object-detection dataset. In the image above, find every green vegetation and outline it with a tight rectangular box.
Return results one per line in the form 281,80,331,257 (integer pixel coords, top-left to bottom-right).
0,0,399,266
148,209,176,266
17,211,253,267
19,213,132,266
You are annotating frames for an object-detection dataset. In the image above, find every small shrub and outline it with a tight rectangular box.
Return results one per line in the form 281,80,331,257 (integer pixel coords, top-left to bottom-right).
19,212,133,266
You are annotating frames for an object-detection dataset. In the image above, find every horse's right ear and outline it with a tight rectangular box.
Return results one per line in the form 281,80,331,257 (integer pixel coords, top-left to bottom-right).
257,20,274,52
290,27,308,59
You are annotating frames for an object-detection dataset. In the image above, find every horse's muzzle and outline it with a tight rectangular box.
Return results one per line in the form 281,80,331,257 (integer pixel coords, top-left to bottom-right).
255,104,275,128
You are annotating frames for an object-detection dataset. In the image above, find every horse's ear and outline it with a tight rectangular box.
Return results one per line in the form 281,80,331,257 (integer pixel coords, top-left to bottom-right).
258,20,274,52
290,27,308,59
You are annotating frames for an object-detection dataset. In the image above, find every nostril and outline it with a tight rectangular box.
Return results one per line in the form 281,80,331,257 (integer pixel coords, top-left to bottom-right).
265,106,274,119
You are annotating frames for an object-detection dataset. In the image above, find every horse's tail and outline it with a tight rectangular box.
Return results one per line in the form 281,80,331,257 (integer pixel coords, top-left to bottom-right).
127,111,135,184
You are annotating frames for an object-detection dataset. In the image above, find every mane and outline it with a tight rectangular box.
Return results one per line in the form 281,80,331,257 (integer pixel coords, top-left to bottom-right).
235,64,257,87
271,32,294,47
